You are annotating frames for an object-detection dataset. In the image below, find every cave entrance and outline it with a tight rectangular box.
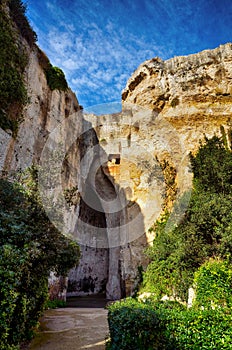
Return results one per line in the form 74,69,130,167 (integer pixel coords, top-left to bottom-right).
67,182,109,297
108,154,121,165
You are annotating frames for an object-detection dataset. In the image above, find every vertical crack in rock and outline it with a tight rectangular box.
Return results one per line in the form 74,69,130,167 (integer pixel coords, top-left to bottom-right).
67,122,145,300
2,37,232,301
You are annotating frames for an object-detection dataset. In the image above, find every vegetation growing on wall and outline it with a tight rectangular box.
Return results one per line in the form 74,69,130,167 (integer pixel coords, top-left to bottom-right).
9,0,37,47
142,134,232,300
108,132,232,349
45,64,68,91
0,2,28,135
0,167,80,349
0,1,69,136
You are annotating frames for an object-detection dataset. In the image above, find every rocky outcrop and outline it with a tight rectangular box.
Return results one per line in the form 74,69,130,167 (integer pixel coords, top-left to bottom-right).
1,20,232,301
1,47,80,173
79,43,232,297
122,43,232,151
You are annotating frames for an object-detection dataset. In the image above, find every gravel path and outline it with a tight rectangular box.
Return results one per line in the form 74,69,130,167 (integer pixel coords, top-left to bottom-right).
29,303,109,350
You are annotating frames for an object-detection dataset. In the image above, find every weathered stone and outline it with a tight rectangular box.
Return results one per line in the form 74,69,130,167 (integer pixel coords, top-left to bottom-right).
82,43,232,297
48,272,68,302
2,38,232,300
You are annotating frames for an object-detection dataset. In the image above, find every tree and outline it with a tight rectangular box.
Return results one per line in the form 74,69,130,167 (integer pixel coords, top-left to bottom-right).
142,134,232,301
0,168,80,349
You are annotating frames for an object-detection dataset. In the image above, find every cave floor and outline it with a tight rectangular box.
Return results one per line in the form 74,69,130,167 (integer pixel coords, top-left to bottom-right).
29,297,109,350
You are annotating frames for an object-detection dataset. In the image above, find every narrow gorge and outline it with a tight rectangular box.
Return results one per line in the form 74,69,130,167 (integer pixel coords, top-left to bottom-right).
1,0,232,301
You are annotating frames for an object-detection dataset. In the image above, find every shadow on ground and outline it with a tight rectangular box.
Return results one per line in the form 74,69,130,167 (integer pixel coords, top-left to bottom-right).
66,294,107,308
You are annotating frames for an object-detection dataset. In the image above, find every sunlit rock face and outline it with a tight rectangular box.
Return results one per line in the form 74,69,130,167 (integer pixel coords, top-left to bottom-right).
1,39,232,300
119,43,232,239
79,43,232,297
122,43,232,152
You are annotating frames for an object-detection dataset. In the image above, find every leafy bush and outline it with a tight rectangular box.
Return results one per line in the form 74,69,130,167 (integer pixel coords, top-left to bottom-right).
9,0,37,47
45,65,68,91
107,298,232,349
190,135,232,195
45,299,66,309
107,298,166,350
142,134,232,301
193,258,232,309
168,308,232,350
0,168,80,349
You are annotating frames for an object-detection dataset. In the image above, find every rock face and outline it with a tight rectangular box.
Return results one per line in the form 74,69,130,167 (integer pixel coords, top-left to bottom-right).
1,47,80,173
74,43,232,298
1,32,232,300
122,43,232,152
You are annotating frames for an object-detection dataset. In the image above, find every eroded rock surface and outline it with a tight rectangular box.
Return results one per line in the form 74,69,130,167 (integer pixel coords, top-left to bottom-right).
1,39,232,299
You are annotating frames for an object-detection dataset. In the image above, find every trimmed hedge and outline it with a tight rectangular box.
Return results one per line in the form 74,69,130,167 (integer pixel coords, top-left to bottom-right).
169,308,232,350
107,299,232,350
107,298,166,350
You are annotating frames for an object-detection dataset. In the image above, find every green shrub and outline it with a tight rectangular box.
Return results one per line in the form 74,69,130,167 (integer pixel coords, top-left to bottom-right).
168,308,232,350
9,0,37,47
0,168,80,348
107,298,166,350
142,212,196,301
45,65,68,91
193,258,232,309
45,299,66,309
142,134,232,301
107,298,232,350
190,135,232,195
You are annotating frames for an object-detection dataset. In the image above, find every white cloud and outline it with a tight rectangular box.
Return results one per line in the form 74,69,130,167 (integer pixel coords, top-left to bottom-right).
30,0,172,108
48,30,73,53
62,58,79,70
27,0,232,111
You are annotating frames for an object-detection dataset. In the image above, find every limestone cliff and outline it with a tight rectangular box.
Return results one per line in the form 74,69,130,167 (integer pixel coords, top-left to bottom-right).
1,3,232,300
1,48,80,172
122,43,232,151
79,43,232,297
0,2,121,299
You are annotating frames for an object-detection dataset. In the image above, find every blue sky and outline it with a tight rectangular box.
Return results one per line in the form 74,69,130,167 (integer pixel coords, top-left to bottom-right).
26,0,232,113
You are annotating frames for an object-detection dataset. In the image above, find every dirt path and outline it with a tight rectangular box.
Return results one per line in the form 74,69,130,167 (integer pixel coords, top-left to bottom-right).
29,305,109,350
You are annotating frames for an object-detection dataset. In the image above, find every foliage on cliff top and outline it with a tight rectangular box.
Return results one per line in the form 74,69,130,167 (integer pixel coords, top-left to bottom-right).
45,64,69,91
9,0,37,46
0,167,80,349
